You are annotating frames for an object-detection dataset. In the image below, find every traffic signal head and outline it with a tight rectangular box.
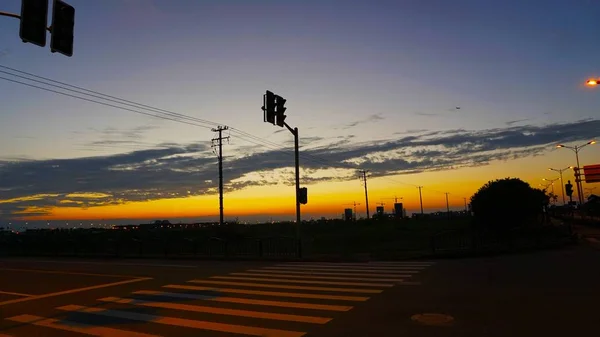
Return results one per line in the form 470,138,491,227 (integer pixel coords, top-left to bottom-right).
263,90,276,124
50,0,75,57
565,182,573,197
298,187,308,204
20,0,49,47
275,95,287,127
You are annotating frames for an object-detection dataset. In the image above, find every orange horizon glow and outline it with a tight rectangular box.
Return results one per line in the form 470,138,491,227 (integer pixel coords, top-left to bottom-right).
10,148,600,222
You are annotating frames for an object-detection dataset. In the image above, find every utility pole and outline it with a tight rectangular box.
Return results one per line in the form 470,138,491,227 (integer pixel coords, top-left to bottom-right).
212,125,229,226
445,192,450,220
463,197,468,212
359,170,370,219
417,186,424,215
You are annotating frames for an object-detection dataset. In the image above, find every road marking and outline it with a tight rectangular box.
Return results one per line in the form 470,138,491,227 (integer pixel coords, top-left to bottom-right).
249,269,417,277
286,262,435,266
57,305,306,337
231,272,408,282
0,277,152,307
99,296,332,324
264,266,420,273
0,267,144,279
3,259,197,268
133,290,353,311
163,284,369,301
212,276,394,287
0,290,33,297
273,265,426,271
188,279,383,293
6,314,159,337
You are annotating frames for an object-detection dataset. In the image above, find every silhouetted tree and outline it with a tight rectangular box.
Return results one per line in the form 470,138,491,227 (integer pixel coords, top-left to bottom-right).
470,178,549,230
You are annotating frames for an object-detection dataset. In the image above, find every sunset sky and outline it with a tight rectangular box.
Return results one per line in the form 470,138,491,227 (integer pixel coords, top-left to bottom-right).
1,0,599,226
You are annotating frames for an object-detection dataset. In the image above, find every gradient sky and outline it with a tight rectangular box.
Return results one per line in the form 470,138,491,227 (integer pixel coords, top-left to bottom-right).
1,0,599,226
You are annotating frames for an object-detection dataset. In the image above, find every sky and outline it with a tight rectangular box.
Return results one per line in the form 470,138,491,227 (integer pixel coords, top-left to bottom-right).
1,0,599,227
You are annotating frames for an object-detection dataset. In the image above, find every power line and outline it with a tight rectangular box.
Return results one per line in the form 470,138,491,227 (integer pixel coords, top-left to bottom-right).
0,65,474,204
0,66,410,181
0,76,213,129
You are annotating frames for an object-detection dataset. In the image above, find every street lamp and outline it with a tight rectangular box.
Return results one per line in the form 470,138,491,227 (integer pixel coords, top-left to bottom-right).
556,140,596,205
548,166,573,205
586,79,599,86
542,178,559,203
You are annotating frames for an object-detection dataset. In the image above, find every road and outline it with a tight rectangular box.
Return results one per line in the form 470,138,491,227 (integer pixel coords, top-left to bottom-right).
0,243,598,337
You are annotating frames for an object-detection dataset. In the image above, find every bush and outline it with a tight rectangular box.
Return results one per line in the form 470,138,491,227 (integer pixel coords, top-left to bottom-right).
471,177,548,230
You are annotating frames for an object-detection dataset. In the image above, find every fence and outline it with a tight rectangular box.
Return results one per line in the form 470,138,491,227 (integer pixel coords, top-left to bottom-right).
0,231,303,260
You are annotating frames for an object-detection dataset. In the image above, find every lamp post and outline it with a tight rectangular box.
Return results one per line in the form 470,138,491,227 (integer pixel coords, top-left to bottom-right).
556,140,596,205
548,167,573,205
542,178,559,204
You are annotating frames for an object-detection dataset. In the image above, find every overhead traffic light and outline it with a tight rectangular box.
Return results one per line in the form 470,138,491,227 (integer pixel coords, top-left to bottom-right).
263,90,276,124
20,0,49,47
275,95,287,127
50,0,75,57
565,181,573,197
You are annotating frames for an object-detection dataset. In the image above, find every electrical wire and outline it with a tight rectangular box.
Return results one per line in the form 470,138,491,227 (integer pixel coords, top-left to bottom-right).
0,64,471,200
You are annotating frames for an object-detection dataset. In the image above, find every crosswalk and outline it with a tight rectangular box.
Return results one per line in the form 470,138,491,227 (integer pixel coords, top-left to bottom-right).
2,261,435,337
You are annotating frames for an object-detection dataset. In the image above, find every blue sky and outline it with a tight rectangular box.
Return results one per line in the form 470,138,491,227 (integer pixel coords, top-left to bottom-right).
0,0,599,225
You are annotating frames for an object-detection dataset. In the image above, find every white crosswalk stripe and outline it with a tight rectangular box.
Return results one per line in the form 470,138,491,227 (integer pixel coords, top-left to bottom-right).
4,261,434,337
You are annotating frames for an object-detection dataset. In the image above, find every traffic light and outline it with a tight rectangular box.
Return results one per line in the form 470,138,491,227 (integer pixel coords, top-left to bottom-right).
565,181,573,197
50,0,75,57
263,90,276,124
20,0,49,47
275,95,287,127
298,187,307,204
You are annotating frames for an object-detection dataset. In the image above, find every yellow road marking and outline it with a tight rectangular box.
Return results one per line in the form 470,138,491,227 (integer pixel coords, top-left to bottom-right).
231,272,408,282
0,277,151,307
134,290,353,311
264,266,418,273
57,305,306,337
99,296,331,324
163,284,369,301
248,269,416,277
6,314,159,337
212,276,394,287
0,290,32,297
0,267,145,279
188,279,383,293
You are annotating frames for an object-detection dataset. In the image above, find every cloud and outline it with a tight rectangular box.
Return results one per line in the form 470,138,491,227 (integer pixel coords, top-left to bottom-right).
414,112,439,117
338,114,385,130
505,119,530,126
1,119,598,219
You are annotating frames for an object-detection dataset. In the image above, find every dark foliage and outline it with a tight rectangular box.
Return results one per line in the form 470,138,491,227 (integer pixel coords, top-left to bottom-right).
470,178,548,229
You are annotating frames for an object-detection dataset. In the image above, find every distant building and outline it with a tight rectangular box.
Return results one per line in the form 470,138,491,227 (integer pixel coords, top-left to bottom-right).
376,206,384,216
394,203,404,218
344,208,353,221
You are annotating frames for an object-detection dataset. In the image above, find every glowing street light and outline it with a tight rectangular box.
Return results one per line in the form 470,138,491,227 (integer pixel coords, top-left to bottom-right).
556,140,596,205
548,166,574,205
586,79,599,86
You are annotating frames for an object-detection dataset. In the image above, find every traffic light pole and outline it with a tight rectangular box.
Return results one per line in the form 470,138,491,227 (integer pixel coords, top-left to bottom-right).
283,121,301,257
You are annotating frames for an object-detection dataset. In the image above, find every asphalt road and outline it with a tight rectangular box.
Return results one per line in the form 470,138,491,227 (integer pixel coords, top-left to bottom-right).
0,242,598,337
